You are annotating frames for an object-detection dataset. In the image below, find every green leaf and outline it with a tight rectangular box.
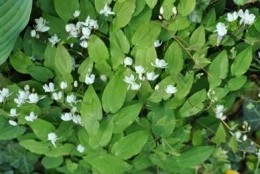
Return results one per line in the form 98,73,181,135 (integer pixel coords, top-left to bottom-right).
81,86,102,123
41,156,63,169
145,0,157,8
233,0,246,5
111,131,148,159
44,44,56,71
208,51,228,89
54,0,79,21
110,29,130,54
231,47,252,77
178,0,196,16
10,51,34,74
27,66,54,82
0,0,32,64
175,72,194,99
88,35,109,63
113,0,136,29
167,15,190,31
102,71,127,113
0,120,25,140
212,123,226,145
46,144,74,157
113,103,143,133
190,25,205,49
175,146,215,168
134,46,157,71
54,45,73,75
164,42,183,76
29,119,56,141
20,140,50,155
78,58,94,82
178,89,206,117
132,21,161,48
84,151,130,174
227,76,247,91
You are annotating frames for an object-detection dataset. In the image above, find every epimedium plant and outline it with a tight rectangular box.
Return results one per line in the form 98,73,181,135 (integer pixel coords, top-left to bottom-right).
1,0,260,173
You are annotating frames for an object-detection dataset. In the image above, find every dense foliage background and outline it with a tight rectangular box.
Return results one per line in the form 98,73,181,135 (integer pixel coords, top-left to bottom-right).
1,0,260,173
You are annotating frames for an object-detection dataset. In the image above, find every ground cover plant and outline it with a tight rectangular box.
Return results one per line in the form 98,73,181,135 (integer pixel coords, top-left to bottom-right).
1,0,260,173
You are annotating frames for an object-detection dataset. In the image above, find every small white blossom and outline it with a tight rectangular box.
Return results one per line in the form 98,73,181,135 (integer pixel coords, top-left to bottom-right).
165,85,177,94
123,57,133,66
25,112,37,122
238,9,255,25
216,22,227,37
65,24,78,38
60,81,68,90
233,131,242,142
73,10,81,18
30,29,37,38
135,65,145,74
89,19,99,29
27,93,40,103
99,3,115,16
52,91,63,101
34,17,50,32
215,105,227,120
72,114,81,125
146,72,159,81
73,81,78,87
8,120,18,126
227,12,238,22
124,74,135,86
77,144,85,153
66,94,77,104
172,6,177,15
100,75,107,82
61,112,73,121
48,34,60,47
0,88,10,103
154,40,162,48
85,74,95,85
80,27,91,40
151,58,168,69
130,82,141,90
43,82,55,93
9,108,18,117
48,132,58,147
14,90,30,107
80,40,88,48
159,7,164,15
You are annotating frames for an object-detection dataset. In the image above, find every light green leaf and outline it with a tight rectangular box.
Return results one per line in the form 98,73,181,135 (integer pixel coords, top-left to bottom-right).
10,51,34,74
208,51,228,89
175,72,194,99
27,65,54,82
111,131,148,159
231,47,252,77
88,35,109,63
46,144,74,157
190,25,205,49
41,156,63,169
84,151,130,174
164,42,183,76
0,119,25,140
212,123,226,145
113,103,143,133
227,76,247,91
145,0,158,9
81,86,102,122
29,119,56,141
178,0,196,16
110,29,130,53
132,21,161,48
113,0,136,29
134,46,157,71
54,45,73,75
0,0,32,64
20,140,50,155
102,71,127,113
167,15,190,31
78,58,94,82
54,0,79,21
178,89,206,117
234,0,246,5
44,44,56,71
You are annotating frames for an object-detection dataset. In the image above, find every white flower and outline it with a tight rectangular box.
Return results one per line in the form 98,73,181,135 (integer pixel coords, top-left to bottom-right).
60,81,68,90
130,82,141,90
165,85,177,94
65,24,78,38
31,29,37,37
77,144,85,153
85,74,95,85
73,10,81,18
43,82,55,93
34,17,50,32
123,57,133,66
227,12,238,22
216,105,224,114
27,93,40,103
238,9,255,25
72,114,81,125
0,88,10,103
25,112,37,122
100,75,107,82
172,6,177,15
99,3,115,16
80,27,91,40
48,34,60,47
66,94,77,104
216,22,227,37
233,131,242,142
151,58,168,69
135,65,145,74
9,108,18,117
89,19,99,29
124,74,135,85
80,40,88,48
159,7,164,15
8,120,18,126
14,90,30,107
73,81,78,87
146,72,159,81
154,40,162,48
215,104,227,120
61,113,73,121
52,91,63,101
48,132,58,147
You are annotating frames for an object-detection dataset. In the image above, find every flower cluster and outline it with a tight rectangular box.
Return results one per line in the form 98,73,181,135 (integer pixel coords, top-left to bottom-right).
31,17,50,39
0,88,10,103
215,104,226,121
